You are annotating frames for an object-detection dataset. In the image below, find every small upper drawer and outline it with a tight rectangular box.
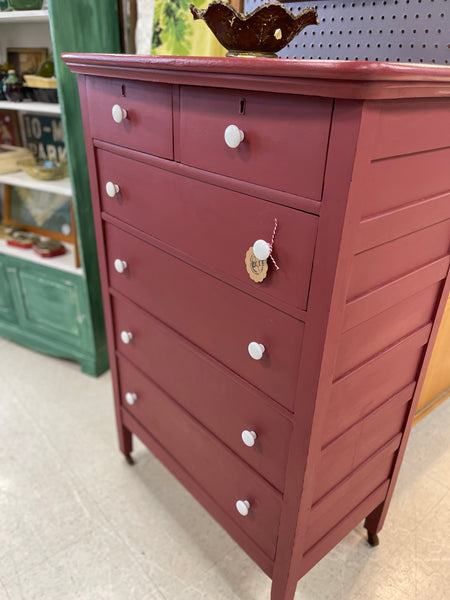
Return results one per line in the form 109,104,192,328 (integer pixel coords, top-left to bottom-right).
96,147,318,312
86,76,173,159
113,300,292,491
105,222,304,410
179,86,332,200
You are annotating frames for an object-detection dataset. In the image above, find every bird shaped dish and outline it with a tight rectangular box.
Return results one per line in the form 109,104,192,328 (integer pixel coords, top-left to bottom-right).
190,1,319,58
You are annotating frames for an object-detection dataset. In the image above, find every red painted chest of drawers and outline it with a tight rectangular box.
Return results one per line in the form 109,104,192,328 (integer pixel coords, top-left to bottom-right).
64,54,450,600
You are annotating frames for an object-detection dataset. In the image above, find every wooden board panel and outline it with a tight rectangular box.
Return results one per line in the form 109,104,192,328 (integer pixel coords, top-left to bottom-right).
348,219,450,302
362,147,450,218
306,436,399,549
335,282,440,379
416,293,450,422
372,98,450,159
344,257,449,331
313,388,411,502
323,326,429,445
357,192,450,254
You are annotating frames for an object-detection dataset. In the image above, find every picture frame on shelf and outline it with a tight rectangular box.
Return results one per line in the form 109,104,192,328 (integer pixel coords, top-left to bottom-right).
7,47,48,79
0,110,22,146
3,184,79,266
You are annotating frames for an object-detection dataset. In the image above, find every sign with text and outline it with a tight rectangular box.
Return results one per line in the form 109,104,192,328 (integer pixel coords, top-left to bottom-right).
21,113,66,162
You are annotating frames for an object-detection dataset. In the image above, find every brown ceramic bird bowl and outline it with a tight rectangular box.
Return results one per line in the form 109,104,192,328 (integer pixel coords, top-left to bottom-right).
190,1,319,58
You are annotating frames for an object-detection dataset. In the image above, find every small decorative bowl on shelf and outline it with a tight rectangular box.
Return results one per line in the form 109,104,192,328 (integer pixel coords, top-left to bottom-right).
18,156,68,180
8,0,44,9
23,74,58,103
190,1,319,58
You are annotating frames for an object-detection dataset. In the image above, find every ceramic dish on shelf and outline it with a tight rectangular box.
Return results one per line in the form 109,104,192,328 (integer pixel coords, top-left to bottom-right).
18,156,68,180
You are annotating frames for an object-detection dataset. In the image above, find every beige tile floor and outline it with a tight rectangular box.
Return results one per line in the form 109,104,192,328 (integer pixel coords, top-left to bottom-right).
1,336,449,600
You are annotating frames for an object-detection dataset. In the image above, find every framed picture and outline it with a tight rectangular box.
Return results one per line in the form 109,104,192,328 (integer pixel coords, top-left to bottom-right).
7,47,48,78
0,110,22,146
3,185,79,266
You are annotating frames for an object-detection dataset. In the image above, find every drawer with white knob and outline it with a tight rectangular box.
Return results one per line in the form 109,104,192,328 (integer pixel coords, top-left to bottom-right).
85,76,173,159
105,222,305,410
117,353,282,559
179,86,332,200
113,303,292,490
96,147,318,312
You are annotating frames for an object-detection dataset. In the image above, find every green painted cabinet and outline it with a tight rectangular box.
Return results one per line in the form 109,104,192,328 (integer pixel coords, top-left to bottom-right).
0,257,17,324
0,1,121,374
0,253,103,375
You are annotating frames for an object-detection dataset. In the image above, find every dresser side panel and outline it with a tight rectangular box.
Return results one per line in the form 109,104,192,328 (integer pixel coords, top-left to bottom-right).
308,96,450,558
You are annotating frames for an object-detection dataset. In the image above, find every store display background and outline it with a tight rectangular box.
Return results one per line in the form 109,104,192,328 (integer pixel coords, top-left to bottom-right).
244,0,449,64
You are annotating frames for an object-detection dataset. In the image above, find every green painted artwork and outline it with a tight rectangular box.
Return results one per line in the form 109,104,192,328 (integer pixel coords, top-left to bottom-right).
152,0,226,57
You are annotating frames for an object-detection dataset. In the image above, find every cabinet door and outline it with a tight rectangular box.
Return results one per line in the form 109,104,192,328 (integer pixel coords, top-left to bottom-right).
0,257,17,324
7,260,91,350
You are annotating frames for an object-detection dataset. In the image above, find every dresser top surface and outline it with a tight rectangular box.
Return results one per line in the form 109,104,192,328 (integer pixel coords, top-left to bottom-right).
63,54,450,100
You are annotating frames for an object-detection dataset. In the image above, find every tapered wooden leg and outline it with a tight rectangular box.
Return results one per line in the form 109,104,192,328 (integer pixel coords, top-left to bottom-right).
270,573,298,600
119,424,133,462
364,501,385,546
367,531,380,547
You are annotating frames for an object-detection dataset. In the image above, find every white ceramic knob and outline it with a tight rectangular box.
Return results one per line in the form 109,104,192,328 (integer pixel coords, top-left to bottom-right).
248,342,265,361
224,124,244,149
253,239,271,261
106,181,120,197
125,392,137,406
236,500,251,516
114,259,127,274
112,104,127,123
241,430,257,447
120,330,133,344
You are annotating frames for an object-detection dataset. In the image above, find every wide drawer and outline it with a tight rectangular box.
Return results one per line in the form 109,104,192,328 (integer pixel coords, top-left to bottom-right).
113,298,292,491
179,86,332,200
105,222,304,410
96,147,318,312
119,376,282,559
86,76,173,159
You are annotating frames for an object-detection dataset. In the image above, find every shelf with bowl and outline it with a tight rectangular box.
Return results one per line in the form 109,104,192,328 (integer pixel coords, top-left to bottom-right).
0,169,71,195
0,9,49,24
0,98,60,115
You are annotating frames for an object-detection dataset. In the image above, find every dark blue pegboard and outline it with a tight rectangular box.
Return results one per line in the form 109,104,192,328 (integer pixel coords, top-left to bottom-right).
244,0,449,64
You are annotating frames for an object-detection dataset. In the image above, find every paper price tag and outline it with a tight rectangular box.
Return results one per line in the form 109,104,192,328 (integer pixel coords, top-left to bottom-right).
245,247,268,283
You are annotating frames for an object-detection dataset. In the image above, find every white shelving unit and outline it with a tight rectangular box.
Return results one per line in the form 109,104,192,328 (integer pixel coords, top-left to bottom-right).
0,9,49,24
0,237,80,274
0,99,60,115
1,8,75,270
0,171,71,195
